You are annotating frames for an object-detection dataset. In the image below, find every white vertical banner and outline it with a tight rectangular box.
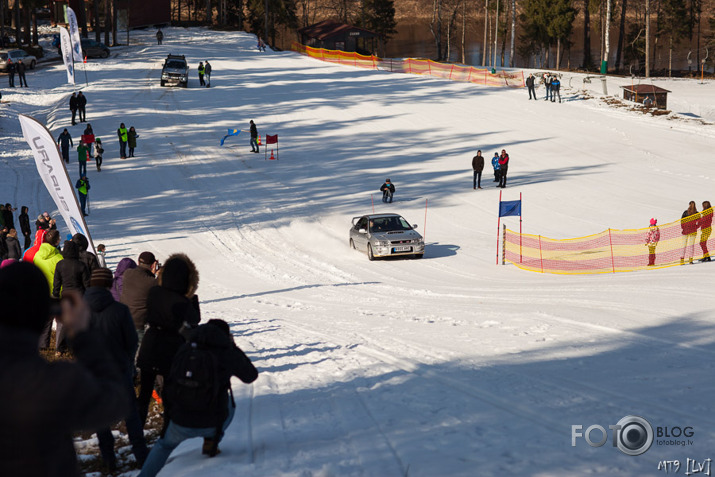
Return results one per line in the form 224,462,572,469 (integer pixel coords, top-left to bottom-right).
66,7,83,62
19,115,96,255
59,27,75,84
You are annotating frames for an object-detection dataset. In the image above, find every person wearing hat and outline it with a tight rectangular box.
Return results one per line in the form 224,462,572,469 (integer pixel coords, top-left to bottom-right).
136,253,200,426
644,218,660,267
0,262,130,476
120,251,160,346
380,178,395,203
86,267,149,470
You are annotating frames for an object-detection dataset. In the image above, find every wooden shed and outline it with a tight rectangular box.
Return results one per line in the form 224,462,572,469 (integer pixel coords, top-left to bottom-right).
621,84,671,110
298,20,378,55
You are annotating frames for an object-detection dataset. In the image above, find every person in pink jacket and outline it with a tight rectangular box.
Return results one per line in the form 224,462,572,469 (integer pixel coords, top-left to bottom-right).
644,218,660,266
498,149,509,188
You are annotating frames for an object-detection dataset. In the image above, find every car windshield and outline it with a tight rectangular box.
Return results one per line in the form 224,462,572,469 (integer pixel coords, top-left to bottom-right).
369,216,412,233
166,60,185,68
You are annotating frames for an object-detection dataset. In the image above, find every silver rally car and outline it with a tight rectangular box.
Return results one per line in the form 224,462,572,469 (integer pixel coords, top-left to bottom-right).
350,213,425,260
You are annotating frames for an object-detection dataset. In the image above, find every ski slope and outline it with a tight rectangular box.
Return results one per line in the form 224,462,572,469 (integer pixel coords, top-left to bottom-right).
1,27,715,476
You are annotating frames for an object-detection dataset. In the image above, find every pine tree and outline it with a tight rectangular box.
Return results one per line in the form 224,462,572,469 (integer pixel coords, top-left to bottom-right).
363,0,397,56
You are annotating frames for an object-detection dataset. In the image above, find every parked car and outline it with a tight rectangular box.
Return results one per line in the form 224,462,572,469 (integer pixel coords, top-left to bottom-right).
160,54,189,87
349,213,425,260
0,49,37,71
80,38,110,58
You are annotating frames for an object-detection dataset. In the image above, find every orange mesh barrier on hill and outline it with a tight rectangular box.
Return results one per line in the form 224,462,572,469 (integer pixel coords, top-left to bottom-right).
292,43,378,69
291,43,525,88
503,210,713,274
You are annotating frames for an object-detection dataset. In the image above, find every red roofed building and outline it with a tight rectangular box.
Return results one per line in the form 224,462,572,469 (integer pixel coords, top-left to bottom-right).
621,84,671,110
298,20,378,55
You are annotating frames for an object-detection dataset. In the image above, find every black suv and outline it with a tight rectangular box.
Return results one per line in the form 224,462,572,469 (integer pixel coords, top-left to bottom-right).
161,54,189,87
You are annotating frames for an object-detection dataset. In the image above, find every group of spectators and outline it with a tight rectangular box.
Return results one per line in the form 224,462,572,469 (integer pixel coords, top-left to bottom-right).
0,208,258,475
525,73,561,103
471,149,510,189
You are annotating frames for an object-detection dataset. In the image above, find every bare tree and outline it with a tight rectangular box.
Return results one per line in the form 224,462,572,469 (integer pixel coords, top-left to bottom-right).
429,0,443,60
509,0,515,66
482,0,488,65
645,0,650,76
615,0,628,71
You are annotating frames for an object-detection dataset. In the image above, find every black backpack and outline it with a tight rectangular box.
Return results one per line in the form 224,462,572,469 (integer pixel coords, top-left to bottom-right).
165,341,230,454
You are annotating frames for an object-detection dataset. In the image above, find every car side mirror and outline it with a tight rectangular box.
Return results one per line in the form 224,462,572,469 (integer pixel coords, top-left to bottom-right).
358,228,367,234
412,224,418,229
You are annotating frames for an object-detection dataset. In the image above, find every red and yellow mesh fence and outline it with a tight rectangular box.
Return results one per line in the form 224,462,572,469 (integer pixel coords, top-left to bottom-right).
503,210,713,274
291,43,525,88
292,43,379,69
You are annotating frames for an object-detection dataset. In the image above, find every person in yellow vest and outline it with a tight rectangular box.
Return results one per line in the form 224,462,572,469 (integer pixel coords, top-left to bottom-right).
75,176,91,217
117,123,128,159
198,62,205,86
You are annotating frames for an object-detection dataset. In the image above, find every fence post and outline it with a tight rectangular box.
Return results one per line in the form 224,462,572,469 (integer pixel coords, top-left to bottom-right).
408,59,412,74
502,224,506,265
608,228,616,273
484,70,487,85
521,70,525,87
539,235,543,273
427,60,431,75
449,65,454,80
467,67,472,83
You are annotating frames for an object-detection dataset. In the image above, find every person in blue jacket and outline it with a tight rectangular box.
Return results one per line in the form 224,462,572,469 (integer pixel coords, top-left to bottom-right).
491,152,501,183
551,76,561,103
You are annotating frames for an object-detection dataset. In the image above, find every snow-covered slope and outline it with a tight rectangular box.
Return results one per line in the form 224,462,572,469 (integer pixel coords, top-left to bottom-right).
1,27,714,477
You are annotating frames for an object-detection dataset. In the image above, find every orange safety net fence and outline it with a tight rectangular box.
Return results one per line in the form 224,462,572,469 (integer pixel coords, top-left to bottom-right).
292,43,525,88
503,210,714,274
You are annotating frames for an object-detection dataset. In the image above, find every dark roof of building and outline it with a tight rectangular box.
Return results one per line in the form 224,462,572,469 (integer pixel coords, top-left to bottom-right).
297,20,377,40
620,84,671,94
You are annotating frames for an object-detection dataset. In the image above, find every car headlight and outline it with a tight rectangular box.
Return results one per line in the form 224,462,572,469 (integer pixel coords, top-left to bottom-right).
180,76,187,80
161,73,168,78
377,241,389,246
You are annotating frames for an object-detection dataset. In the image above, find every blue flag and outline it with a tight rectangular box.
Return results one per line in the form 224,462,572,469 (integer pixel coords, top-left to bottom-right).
220,128,241,146
499,200,521,217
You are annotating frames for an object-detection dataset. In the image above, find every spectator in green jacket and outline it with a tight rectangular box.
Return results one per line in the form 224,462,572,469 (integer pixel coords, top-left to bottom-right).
77,141,89,178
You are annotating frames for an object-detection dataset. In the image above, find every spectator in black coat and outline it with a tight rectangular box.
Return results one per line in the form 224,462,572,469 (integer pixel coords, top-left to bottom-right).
380,178,395,203
136,253,201,425
86,268,148,470
526,73,537,100
77,91,87,122
57,128,74,163
0,261,130,477
16,59,27,87
7,59,15,87
472,150,484,189
18,206,31,250
69,92,78,125
139,320,257,476
0,227,9,260
1,203,14,230
72,233,99,272
53,240,90,298
120,251,159,343
5,229,22,260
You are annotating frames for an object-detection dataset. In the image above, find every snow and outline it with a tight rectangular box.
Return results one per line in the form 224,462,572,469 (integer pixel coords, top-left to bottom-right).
2,27,715,477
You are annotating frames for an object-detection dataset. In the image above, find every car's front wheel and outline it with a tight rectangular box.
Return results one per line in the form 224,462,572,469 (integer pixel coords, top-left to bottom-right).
349,238,356,250
101,50,109,58
30,60,36,69
161,80,165,86
367,244,375,261
413,253,424,259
